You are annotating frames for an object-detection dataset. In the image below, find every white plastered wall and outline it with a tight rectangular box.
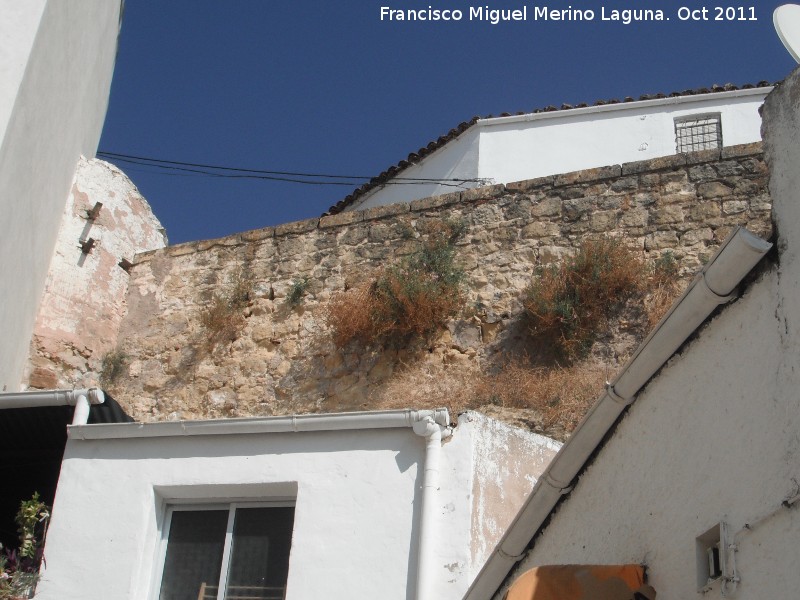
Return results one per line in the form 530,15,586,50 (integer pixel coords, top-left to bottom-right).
491,69,800,600
37,428,427,600
348,128,480,211
478,91,766,184
345,90,767,213
36,414,559,600
0,0,121,390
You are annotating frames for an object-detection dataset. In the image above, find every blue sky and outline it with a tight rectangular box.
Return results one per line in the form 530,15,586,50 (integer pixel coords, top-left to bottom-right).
98,1,796,244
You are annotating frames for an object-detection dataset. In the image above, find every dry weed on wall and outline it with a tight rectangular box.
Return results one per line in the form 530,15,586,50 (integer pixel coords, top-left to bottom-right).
371,358,608,440
331,236,683,439
327,228,464,348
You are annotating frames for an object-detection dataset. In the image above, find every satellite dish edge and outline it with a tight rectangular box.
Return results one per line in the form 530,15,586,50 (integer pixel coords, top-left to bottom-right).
774,4,800,63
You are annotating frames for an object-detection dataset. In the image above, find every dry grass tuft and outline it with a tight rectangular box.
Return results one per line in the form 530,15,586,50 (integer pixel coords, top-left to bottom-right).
369,355,606,438
644,251,683,328
370,358,481,418
326,231,464,348
475,361,607,434
523,237,645,361
200,270,252,349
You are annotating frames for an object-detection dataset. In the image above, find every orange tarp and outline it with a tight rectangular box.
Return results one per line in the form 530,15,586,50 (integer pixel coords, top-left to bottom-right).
506,565,656,600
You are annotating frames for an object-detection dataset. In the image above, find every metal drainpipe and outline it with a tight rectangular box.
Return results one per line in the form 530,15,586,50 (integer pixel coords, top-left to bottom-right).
413,415,452,600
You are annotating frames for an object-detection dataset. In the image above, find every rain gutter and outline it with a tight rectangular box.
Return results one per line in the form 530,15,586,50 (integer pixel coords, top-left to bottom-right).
67,408,450,440
0,387,105,425
463,227,772,600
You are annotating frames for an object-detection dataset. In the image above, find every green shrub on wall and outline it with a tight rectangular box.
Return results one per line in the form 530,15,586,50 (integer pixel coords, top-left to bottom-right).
200,270,252,348
327,221,466,348
523,237,645,361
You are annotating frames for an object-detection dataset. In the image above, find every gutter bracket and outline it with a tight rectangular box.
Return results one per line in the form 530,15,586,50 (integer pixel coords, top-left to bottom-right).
701,272,739,303
497,547,526,562
544,473,573,493
605,383,634,406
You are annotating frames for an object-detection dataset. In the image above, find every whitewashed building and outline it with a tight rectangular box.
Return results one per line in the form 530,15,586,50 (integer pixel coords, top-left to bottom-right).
0,0,123,391
35,410,559,600
464,67,800,600
331,84,772,215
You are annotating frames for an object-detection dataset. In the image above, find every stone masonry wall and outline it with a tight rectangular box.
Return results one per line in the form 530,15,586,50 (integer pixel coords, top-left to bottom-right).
104,144,770,421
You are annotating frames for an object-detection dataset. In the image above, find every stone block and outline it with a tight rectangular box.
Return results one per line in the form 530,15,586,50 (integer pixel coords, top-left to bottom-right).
651,205,685,225
714,160,745,177
505,176,554,193
275,217,319,237
734,179,760,195
522,222,561,238
554,165,621,186
361,202,411,220
239,227,275,242
503,197,532,220
563,198,592,221
538,245,574,264
167,241,203,257
688,202,722,222
740,158,769,175
559,186,587,200
621,154,685,175
319,211,364,229
681,227,714,246
684,147,721,165
368,223,394,243
644,231,679,250
620,208,648,228
639,173,660,189
338,225,369,246
461,184,507,202
722,200,748,215
28,367,58,389
721,142,763,159
688,164,718,182
659,192,693,205
698,181,734,199
749,194,772,212
634,192,657,207
472,204,504,226
609,176,639,192
447,320,482,351
598,197,622,210
590,210,618,231
530,197,562,217
410,191,462,212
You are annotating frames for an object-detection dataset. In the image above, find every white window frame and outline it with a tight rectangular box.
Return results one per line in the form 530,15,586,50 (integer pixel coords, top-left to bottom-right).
151,501,295,600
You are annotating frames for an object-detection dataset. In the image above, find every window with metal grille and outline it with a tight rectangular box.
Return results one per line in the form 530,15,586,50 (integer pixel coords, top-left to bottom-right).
675,114,722,153
156,503,295,600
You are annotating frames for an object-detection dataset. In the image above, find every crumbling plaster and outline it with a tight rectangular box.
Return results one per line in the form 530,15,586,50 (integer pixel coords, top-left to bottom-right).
25,157,166,390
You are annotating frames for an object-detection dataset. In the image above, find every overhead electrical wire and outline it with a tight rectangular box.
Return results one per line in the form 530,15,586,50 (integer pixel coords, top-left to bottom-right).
96,150,487,189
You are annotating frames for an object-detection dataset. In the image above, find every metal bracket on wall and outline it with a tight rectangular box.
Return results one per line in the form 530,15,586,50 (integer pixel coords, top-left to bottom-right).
79,238,96,254
85,202,103,220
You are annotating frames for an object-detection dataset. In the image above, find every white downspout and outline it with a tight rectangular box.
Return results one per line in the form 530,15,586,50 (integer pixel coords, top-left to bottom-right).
413,415,452,600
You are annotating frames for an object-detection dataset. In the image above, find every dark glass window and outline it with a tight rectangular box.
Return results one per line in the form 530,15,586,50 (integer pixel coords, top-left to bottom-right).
159,506,294,600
